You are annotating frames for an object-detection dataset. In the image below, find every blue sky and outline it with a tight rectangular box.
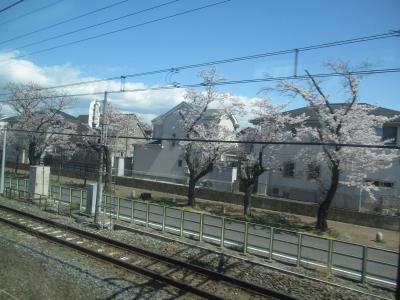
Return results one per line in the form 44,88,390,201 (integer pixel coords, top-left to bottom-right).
0,0,399,123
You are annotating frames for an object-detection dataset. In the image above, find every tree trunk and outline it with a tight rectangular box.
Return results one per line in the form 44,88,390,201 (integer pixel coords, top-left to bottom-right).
243,182,254,217
83,159,88,187
316,165,339,231
188,177,196,207
28,143,40,165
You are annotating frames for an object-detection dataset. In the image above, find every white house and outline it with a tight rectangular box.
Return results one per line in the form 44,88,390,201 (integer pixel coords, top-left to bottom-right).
132,102,238,192
255,104,400,212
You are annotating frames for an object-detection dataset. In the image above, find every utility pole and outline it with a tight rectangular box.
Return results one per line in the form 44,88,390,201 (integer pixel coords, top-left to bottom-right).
94,92,108,224
0,127,7,194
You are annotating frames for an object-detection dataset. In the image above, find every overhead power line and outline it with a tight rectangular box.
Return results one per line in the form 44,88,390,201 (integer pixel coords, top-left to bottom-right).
1,0,232,61
0,0,64,26
14,0,182,50
0,0,130,45
1,67,399,103
0,30,398,96
6,128,400,150
0,0,24,14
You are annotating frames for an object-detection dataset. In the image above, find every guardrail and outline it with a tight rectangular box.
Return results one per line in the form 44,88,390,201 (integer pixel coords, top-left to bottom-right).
3,176,398,289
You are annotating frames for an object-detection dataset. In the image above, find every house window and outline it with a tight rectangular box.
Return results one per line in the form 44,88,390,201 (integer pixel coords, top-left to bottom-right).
307,163,320,180
178,160,182,167
283,162,295,177
376,127,397,144
365,179,394,188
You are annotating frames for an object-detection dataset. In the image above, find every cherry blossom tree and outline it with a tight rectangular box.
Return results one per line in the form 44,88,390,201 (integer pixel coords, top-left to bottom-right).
179,69,239,207
278,61,397,231
75,103,149,190
5,82,74,166
239,99,306,217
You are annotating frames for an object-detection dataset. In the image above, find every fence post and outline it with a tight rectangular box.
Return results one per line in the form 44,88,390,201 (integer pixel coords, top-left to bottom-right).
117,197,120,220
327,239,333,274
297,233,303,267
24,179,28,192
162,206,166,232
131,200,135,224
361,246,368,284
220,217,225,248
16,179,19,192
243,222,249,254
103,195,107,217
146,202,150,227
59,186,62,202
69,188,72,215
199,213,204,241
269,227,274,261
80,190,84,210
180,210,184,237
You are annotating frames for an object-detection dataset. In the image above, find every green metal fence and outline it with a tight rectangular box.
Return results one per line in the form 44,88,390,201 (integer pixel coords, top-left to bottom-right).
3,176,398,289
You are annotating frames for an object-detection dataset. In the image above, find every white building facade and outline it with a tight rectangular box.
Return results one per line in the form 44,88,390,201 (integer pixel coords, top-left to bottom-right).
256,105,400,212
132,102,238,192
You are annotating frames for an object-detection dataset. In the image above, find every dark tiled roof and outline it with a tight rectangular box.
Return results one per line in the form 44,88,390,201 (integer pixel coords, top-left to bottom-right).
76,114,89,123
287,103,400,123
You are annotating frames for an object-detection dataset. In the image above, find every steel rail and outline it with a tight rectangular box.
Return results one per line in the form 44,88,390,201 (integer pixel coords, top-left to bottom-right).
0,203,296,300
0,215,224,300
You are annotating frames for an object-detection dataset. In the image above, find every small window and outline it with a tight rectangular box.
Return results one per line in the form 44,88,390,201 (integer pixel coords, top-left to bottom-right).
377,127,398,144
365,179,394,188
178,159,182,167
283,162,295,177
307,163,320,180
381,182,394,188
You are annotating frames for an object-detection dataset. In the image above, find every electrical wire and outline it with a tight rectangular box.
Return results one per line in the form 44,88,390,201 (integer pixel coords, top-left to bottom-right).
0,0,64,26
0,0,231,62
5,128,400,150
0,0,24,14
0,0,130,45
0,30,397,96
16,0,181,50
1,67,399,103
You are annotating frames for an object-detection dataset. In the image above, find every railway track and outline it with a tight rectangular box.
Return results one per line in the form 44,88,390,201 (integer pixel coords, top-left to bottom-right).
0,204,296,300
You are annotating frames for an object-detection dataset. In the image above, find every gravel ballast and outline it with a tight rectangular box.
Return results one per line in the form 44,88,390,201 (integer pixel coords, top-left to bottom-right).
0,197,395,300
0,221,197,299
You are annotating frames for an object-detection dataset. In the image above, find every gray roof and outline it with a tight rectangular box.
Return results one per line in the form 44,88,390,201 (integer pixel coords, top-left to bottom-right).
3,111,78,123
151,101,192,124
152,101,239,128
287,103,400,124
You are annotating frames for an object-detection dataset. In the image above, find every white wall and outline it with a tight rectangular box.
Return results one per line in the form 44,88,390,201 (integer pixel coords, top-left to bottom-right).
132,143,186,183
256,127,400,210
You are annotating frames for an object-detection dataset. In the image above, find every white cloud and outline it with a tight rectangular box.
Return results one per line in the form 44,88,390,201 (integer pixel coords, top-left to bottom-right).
0,50,260,127
0,50,186,119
